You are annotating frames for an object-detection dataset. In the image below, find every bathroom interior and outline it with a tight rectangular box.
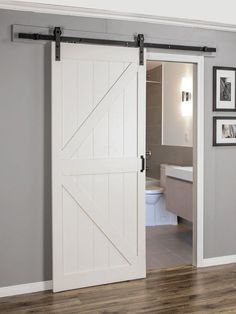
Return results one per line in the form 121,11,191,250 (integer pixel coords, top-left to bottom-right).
146,60,195,270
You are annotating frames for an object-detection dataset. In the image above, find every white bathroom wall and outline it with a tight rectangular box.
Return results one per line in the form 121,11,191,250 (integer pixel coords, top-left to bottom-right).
146,65,193,179
162,62,194,147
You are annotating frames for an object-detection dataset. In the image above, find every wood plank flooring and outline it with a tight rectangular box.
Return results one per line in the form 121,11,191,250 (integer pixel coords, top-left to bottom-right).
1,264,236,313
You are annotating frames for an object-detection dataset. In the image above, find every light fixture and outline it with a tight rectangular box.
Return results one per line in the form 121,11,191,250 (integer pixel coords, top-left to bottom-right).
182,91,191,102
181,77,193,117
181,91,192,117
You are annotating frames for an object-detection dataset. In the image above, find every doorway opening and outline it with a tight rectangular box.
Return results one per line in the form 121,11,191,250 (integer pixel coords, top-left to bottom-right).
145,58,197,270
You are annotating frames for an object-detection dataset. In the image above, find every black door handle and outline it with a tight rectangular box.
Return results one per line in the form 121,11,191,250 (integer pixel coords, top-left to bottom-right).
140,155,145,172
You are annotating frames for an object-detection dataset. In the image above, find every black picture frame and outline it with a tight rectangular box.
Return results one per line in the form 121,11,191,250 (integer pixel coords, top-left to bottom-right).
213,66,236,112
213,116,236,146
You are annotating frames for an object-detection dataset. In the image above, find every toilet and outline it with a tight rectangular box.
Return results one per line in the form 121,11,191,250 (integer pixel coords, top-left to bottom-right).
146,164,177,226
146,183,164,226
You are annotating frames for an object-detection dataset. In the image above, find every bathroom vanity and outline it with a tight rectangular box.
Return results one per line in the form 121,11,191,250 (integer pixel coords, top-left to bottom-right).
165,166,193,222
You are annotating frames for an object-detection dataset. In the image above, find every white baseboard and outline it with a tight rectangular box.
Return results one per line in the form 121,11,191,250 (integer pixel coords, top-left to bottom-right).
1,255,236,298
0,280,52,298
201,255,236,267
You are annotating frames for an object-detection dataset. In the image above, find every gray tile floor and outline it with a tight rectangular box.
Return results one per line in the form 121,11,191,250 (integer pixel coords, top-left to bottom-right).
146,223,192,270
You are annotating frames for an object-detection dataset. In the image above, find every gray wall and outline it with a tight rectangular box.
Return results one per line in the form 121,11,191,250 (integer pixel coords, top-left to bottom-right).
0,8,236,287
146,66,192,179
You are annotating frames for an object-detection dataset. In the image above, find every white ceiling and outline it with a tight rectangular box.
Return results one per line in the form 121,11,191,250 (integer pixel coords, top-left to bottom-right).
1,0,236,31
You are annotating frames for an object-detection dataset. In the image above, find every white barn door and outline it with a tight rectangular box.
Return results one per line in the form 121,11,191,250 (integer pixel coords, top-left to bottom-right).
52,42,146,292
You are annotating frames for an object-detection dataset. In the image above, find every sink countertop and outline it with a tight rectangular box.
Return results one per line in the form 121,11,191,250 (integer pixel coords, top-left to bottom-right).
166,166,193,182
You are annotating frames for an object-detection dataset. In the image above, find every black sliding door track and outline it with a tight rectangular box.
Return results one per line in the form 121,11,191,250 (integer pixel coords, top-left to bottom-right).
18,27,216,64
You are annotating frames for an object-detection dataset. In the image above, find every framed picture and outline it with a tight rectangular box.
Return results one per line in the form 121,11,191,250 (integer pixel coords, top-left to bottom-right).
213,117,236,146
213,66,236,111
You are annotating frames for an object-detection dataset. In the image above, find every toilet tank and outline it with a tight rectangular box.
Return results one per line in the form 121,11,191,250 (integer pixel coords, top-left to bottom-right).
160,164,168,188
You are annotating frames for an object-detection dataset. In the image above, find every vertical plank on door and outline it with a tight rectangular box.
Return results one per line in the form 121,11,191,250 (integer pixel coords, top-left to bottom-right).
124,76,138,157
124,173,138,256
62,188,78,273
94,61,109,106
109,94,124,158
109,173,127,266
93,114,109,159
93,173,109,269
109,62,125,159
93,61,110,269
78,207,94,272
77,61,93,129
62,60,78,146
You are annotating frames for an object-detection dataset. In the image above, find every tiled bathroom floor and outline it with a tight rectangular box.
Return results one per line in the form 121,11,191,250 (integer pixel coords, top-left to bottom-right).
146,223,192,270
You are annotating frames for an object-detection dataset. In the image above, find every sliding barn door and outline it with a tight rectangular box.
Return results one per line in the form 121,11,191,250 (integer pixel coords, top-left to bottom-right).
52,42,146,292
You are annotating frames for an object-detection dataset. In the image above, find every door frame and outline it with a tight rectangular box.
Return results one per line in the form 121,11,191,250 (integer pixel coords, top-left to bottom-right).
146,52,204,267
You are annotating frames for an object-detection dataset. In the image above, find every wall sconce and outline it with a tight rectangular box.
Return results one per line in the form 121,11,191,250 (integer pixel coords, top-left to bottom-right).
182,91,191,102
181,91,192,117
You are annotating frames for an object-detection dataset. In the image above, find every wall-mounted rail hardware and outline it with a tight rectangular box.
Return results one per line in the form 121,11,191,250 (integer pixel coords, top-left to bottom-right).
17,26,216,64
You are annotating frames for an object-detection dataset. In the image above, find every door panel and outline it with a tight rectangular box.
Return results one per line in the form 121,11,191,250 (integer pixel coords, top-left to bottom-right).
52,42,146,292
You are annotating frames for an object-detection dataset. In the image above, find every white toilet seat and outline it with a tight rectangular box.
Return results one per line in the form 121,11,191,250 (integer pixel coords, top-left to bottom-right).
146,185,164,195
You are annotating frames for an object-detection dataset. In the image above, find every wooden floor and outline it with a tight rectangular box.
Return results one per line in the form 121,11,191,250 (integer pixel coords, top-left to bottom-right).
1,264,236,313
